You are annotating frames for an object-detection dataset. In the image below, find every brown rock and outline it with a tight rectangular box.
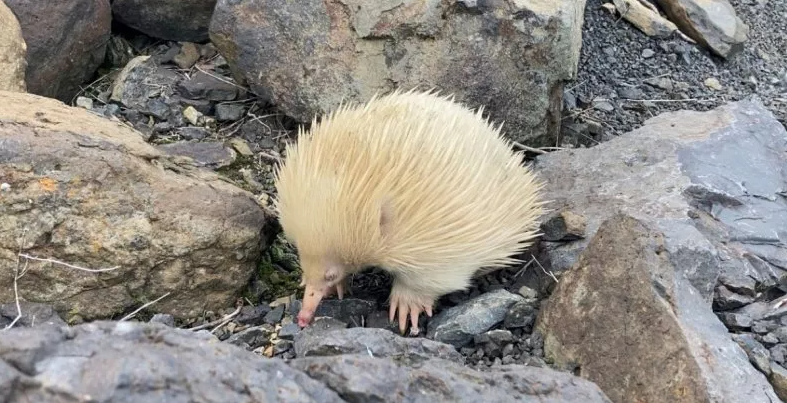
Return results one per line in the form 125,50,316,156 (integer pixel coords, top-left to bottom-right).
611,0,679,38
541,210,586,241
0,1,26,92
4,0,111,102
536,214,780,403
112,0,218,42
0,91,268,320
654,0,748,58
174,42,201,69
209,0,586,147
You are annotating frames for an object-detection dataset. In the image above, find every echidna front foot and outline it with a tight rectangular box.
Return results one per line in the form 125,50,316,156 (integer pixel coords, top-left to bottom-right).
388,283,435,337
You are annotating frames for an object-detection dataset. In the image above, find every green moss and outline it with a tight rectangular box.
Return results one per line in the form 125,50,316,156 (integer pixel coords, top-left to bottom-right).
244,232,303,304
215,154,254,185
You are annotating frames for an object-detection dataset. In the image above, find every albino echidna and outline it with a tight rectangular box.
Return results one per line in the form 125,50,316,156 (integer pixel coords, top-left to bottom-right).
272,89,545,335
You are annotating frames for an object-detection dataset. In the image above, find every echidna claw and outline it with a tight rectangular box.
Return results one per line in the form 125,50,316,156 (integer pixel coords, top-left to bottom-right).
388,291,434,336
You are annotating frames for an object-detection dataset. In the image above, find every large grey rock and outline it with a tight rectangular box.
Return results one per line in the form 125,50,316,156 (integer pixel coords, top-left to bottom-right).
654,0,748,58
290,354,613,403
209,0,586,146
0,1,26,92
294,326,464,364
0,321,343,402
537,214,780,403
531,98,787,301
0,91,267,321
112,0,218,42
4,0,111,102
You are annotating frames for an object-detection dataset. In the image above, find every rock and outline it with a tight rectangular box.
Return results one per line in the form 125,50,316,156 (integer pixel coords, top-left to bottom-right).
541,210,587,241
0,302,66,328
717,312,753,329
732,333,772,375
235,304,272,326
177,126,210,141
713,285,754,311
183,105,203,125
177,71,238,101
427,289,524,348
0,1,26,92
654,0,748,58
4,0,111,102
289,354,613,403
704,77,723,90
294,327,464,363
610,0,679,38
533,98,787,302
0,321,343,402
174,42,201,69
215,103,245,121
0,91,267,320
148,313,175,327
225,324,274,349
264,304,285,324
771,345,787,364
642,48,655,58
770,363,787,401
504,300,537,329
75,96,93,110
537,214,780,403
209,0,586,147
111,0,218,42
104,35,136,68
228,138,254,157
312,298,377,327
644,76,674,90
156,141,236,170
278,323,300,340
110,56,181,117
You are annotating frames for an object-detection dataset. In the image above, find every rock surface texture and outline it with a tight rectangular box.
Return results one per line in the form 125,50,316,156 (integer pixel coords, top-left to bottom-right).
0,91,267,320
112,0,218,42
209,0,586,146
0,1,26,92
533,98,787,402
3,0,111,102
654,0,748,58
0,321,613,403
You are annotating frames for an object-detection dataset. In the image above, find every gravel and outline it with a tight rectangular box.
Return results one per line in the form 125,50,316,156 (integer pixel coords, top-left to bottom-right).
565,0,786,146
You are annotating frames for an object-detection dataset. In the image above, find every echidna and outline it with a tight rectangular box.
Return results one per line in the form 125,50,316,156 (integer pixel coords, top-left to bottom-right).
272,89,545,335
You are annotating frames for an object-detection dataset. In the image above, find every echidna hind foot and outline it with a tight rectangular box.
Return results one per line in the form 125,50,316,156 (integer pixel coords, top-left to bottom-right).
388,280,436,336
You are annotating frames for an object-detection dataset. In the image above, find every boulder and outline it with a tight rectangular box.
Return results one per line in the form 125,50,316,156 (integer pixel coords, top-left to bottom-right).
112,0,218,42
0,90,267,321
0,320,612,403
537,214,780,403
532,98,787,402
0,1,26,92
530,97,787,300
654,0,748,58
3,0,111,102
0,321,343,402
209,0,586,146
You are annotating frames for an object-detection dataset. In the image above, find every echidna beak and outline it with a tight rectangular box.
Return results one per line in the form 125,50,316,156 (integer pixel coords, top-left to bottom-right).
297,283,326,328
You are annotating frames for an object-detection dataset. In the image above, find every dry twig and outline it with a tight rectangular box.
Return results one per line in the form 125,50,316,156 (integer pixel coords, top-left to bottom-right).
188,304,243,331
120,292,172,322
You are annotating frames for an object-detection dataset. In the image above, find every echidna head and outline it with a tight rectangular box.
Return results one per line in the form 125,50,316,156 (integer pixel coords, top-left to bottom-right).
296,257,347,327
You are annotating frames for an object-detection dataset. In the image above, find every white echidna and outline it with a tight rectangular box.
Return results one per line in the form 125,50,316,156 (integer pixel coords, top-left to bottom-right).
272,89,545,335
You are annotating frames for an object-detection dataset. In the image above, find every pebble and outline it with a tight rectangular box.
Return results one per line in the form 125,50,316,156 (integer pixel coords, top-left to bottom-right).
717,312,753,329
504,300,537,329
277,323,300,340
229,138,254,157
772,345,787,364
183,106,203,126
174,42,200,69
75,96,93,110
641,49,655,58
178,127,210,141
0,183,9,192
216,103,246,121
704,77,723,90
235,305,272,326
148,313,175,327
264,304,285,324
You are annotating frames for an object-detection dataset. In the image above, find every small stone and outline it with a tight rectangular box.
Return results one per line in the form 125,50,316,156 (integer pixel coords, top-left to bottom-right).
763,333,780,346
216,103,245,121
264,304,285,324
312,298,377,327
642,49,655,58
753,320,779,335
769,363,787,401
224,324,274,349
486,329,514,345
504,300,537,330
75,96,93,110
618,87,644,100
156,142,236,170
278,323,300,340
540,210,586,241
704,77,723,90
771,345,787,364
149,313,175,327
270,295,295,309
717,312,752,329
178,127,210,141
643,76,674,91
732,333,771,375
183,106,203,125
774,327,787,343
364,310,399,333
273,340,294,355
177,71,239,101
174,42,200,69
229,138,254,157
235,305,272,326
592,98,614,112
0,183,10,192
713,285,755,311
517,286,538,300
